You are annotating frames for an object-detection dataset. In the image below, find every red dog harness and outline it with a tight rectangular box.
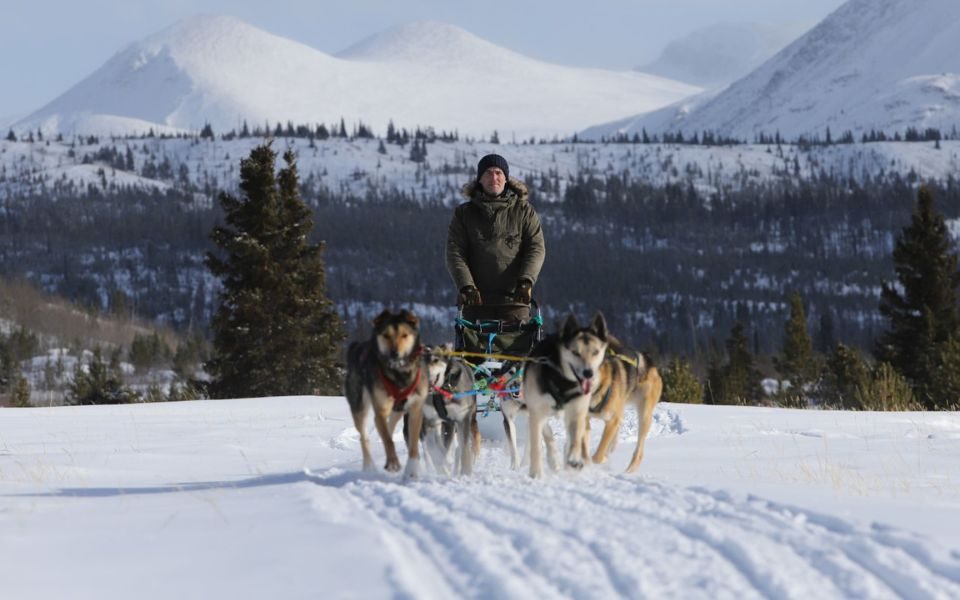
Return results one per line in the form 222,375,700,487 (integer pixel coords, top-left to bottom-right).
377,346,424,411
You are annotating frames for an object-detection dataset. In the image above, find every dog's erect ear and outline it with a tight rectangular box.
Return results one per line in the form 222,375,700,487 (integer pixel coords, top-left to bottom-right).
561,313,579,339
442,342,453,352
372,309,392,329
399,309,420,329
590,312,608,341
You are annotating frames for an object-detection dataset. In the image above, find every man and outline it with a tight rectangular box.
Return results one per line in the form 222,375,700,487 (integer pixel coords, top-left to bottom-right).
446,154,545,322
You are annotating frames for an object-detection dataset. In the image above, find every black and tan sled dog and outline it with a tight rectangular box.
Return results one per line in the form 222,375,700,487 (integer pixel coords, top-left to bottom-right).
582,339,663,473
344,309,428,480
505,313,610,479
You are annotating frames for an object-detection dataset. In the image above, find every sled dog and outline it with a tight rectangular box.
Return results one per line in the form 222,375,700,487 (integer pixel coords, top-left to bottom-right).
506,313,610,478
582,341,663,473
419,345,481,476
498,362,537,471
344,309,428,479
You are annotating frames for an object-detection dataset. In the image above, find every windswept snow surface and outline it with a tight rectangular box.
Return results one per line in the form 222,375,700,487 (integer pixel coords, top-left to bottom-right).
2,398,959,598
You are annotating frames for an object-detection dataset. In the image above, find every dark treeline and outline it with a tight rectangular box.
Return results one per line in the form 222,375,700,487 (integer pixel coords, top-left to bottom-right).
598,125,960,147
1,173,957,364
9,121,959,148
0,188,218,327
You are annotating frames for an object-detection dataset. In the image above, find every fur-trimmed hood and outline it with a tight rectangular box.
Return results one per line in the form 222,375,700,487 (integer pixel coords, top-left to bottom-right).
460,177,529,201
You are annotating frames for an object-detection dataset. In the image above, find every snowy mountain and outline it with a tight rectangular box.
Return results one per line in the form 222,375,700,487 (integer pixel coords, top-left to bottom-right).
638,21,811,88
3,396,960,598
13,16,699,140
583,0,960,141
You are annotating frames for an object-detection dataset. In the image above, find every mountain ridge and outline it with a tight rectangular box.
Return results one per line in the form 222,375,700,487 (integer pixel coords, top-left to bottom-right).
638,21,811,88
583,0,960,140
14,16,699,139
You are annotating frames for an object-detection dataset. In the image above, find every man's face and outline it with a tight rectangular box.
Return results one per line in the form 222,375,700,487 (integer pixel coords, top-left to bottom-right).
479,167,506,196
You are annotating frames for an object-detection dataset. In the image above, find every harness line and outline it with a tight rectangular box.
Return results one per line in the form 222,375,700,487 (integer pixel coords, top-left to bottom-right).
429,348,543,363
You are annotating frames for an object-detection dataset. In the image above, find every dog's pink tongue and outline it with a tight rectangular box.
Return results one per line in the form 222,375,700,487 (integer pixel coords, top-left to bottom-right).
581,379,591,395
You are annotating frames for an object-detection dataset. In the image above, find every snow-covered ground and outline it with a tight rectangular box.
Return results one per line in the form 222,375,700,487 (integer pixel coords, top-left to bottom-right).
4,137,960,204
2,397,959,599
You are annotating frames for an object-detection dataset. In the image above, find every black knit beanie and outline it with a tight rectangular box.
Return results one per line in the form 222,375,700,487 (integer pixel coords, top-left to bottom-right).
476,154,509,181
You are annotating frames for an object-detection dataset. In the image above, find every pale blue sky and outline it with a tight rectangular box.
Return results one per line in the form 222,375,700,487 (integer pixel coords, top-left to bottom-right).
2,0,845,120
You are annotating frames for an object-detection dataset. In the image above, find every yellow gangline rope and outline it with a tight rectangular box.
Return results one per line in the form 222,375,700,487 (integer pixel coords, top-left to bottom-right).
429,348,535,363
431,347,639,368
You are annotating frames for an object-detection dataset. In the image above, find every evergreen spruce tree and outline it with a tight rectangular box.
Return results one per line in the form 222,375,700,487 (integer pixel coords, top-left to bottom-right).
876,186,960,408
704,353,723,404
206,144,344,399
816,310,836,354
69,347,138,405
774,292,818,399
11,375,31,407
721,322,763,404
821,343,871,409
661,357,703,404
931,335,960,409
0,338,14,395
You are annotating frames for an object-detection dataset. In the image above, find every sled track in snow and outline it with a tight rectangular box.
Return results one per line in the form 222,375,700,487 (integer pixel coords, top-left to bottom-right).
306,459,960,600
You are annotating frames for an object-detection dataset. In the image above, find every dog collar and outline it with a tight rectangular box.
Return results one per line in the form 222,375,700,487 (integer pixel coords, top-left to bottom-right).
378,364,423,411
430,384,454,401
538,362,585,407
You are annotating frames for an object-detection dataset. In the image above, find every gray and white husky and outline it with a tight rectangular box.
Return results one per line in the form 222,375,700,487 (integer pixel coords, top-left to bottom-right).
503,313,610,479
420,345,481,476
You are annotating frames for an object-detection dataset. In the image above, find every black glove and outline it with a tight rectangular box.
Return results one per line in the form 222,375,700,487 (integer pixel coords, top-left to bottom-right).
513,279,533,304
458,286,482,306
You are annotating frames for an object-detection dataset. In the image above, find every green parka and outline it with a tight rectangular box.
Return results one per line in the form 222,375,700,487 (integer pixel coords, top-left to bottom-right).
446,177,545,305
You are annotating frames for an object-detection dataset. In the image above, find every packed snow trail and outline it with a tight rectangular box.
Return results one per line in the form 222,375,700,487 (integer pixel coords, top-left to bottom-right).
305,453,960,600
4,398,960,600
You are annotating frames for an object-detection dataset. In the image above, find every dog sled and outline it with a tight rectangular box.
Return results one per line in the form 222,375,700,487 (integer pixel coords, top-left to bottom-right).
450,300,544,415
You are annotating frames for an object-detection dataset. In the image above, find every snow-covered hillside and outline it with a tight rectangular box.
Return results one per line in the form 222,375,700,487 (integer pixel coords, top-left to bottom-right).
3,135,955,341
13,16,699,141
3,136,960,204
2,397,959,598
638,21,811,88
585,0,960,141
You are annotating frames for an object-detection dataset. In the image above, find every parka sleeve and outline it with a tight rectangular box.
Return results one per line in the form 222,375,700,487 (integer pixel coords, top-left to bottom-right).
446,205,475,291
519,205,545,285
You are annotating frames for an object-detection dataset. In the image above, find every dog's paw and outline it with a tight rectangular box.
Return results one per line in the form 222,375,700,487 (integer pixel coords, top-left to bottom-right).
384,457,401,472
546,454,561,472
591,453,607,465
403,458,421,481
529,465,544,479
566,459,584,470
